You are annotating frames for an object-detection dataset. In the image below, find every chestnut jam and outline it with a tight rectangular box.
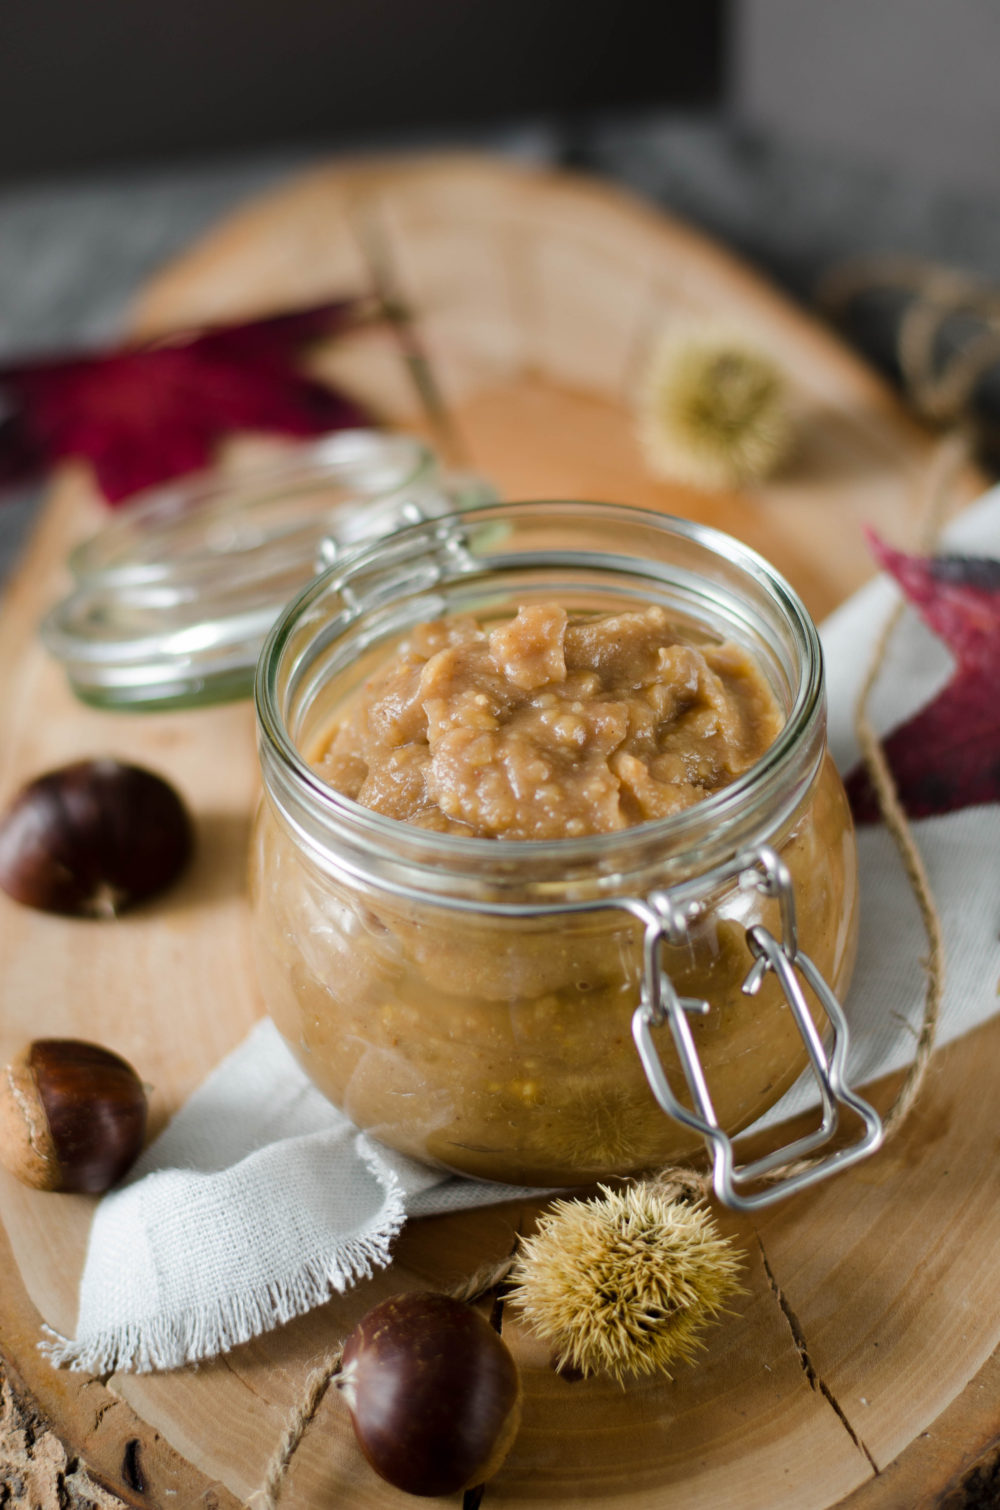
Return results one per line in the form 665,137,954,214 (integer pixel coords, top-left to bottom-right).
314,602,785,839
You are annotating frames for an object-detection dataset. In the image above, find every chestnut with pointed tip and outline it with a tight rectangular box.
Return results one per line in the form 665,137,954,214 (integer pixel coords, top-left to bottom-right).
336,1292,522,1497
0,1039,148,1193
0,758,193,917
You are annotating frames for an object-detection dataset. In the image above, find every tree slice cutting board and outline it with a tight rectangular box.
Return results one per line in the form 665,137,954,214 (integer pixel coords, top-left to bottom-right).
0,154,996,1510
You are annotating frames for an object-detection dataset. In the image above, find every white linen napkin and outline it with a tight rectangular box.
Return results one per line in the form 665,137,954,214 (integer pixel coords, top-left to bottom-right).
43,484,1000,1374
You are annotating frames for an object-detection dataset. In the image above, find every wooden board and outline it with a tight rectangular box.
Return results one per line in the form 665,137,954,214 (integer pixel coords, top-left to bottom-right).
0,154,996,1510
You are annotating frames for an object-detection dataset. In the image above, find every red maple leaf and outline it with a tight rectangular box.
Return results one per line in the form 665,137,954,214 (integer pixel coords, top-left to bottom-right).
846,530,1000,823
0,300,373,505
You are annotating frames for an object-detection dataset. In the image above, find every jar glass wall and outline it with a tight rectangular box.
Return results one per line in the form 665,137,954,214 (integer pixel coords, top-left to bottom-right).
251,503,858,1186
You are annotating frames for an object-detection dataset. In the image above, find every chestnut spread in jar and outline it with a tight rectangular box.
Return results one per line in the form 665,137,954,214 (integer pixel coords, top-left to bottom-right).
315,604,784,838
252,591,856,1187
252,498,873,1197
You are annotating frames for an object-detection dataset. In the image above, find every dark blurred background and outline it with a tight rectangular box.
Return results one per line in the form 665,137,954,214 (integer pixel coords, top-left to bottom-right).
5,0,1000,322
5,0,999,193
0,0,727,181
3,0,1000,567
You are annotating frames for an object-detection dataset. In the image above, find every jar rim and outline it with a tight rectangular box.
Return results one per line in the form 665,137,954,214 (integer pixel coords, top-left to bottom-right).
255,500,826,885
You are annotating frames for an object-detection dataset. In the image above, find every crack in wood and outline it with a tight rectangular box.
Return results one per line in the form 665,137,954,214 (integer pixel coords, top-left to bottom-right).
756,1234,879,1476
120,1437,146,1495
218,1351,274,1407
90,1399,120,1434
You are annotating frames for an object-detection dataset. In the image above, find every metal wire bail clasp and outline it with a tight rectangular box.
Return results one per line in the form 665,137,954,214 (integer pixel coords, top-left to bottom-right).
314,497,483,617
631,845,883,1211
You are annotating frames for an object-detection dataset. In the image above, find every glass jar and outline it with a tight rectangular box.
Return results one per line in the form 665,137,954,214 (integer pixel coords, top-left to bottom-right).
252,501,881,1209
41,430,489,711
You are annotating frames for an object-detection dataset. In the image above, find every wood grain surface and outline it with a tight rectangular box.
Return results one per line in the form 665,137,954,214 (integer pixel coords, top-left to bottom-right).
0,154,996,1510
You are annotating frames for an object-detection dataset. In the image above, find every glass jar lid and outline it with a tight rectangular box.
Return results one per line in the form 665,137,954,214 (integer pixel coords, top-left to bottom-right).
41,430,494,711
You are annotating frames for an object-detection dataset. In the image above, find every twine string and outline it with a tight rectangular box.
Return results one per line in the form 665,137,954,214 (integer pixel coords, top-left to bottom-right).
820,255,1000,429
844,431,963,1139
248,1350,345,1510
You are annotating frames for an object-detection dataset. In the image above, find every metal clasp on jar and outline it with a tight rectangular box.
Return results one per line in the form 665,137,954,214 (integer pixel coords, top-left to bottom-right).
629,844,883,1211
314,485,495,608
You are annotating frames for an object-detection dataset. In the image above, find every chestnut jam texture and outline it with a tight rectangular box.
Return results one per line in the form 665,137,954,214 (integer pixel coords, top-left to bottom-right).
315,604,784,839
254,602,857,1186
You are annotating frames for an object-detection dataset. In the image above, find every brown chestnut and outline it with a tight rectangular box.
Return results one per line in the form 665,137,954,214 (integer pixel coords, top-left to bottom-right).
336,1292,522,1497
0,758,192,917
0,1039,148,1193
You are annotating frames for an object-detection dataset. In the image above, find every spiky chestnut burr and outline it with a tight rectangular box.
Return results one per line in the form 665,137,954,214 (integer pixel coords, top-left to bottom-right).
637,331,791,491
508,1182,742,1384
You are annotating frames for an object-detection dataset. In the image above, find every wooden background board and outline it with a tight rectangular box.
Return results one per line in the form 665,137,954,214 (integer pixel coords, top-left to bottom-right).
0,154,997,1510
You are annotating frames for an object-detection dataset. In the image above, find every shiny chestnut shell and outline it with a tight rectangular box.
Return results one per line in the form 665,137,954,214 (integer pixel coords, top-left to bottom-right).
0,1038,148,1193
0,758,192,917
338,1292,522,1496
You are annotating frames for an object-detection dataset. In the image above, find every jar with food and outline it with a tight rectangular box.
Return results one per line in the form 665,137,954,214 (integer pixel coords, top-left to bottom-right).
252,500,881,1209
